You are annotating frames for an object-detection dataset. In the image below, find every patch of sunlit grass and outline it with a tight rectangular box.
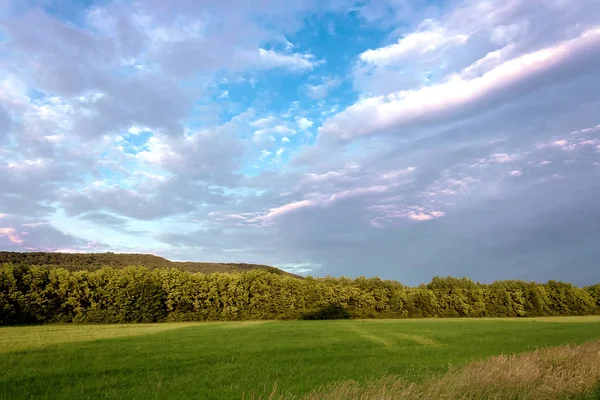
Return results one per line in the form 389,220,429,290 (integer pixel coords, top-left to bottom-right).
263,340,600,400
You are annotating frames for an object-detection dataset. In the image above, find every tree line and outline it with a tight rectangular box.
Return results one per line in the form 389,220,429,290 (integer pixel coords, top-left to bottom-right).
0,251,294,276
1,264,598,325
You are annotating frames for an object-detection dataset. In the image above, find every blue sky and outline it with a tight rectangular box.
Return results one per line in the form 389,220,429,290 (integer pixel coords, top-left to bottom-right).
1,0,600,285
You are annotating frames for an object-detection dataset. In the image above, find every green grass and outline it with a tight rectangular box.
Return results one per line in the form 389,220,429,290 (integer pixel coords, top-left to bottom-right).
1,317,600,400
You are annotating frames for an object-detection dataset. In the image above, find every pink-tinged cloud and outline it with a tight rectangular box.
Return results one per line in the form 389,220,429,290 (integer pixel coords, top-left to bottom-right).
296,162,362,188
0,227,24,244
296,165,414,191
549,139,577,151
510,170,523,176
21,222,50,227
368,204,445,226
570,124,600,135
259,186,389,223
470,153,519,167
406,211,444,221
378,167,416,182
320,27,600,139
208,212,249,221
424,176,481,198
540,136,600,152
47,247,92,254
298,171,346,187
261,199,316,221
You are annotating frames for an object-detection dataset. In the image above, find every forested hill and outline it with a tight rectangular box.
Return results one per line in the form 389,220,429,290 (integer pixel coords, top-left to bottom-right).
0,251,298,277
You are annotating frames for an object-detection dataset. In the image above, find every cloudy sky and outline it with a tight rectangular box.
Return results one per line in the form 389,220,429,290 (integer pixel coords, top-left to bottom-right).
1,0,600,285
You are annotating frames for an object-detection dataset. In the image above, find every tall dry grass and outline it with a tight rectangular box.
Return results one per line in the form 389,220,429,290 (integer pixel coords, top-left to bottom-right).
255,340,600,400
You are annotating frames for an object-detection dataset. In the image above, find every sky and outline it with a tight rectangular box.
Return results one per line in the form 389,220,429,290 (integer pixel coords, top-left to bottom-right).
1,0,600,285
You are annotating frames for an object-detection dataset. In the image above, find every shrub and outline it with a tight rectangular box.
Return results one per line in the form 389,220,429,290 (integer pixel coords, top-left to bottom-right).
300,304,352,320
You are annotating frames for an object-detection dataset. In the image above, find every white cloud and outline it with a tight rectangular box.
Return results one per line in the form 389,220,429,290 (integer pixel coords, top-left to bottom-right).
298,170,346,188
0,75,30,108
252,116,297,139
306,77,342,99
251,116,276,129
321,27,600,139
260,150,271,160
252,48,316,71
127,126,147,135
360,20,469,65
490,23,528,46
297,117,313,130
21,222,51,227
278,261,321,274
254,125,295,137
136,136,175,163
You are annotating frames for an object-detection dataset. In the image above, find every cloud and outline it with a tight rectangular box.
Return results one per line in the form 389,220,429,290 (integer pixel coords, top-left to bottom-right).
297,117,313,130
0,105,12,140
369,204,445,226
0,227,23,245
250,49,317,71
321,27,600,140
1,0,600,286
78,212,132,231
251,115,298,140
306,77,342,99
254,125,295,137
136,114,249,186
251,185,389,226
360,20,468,65
0,211,90,251
70,75,193,138
61,176,228,221
352,0,600,95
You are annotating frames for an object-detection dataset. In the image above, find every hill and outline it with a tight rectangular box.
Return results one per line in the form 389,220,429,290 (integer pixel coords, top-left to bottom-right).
0,251,299,277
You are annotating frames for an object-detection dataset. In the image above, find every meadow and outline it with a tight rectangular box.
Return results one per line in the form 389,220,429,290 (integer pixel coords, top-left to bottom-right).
1,317,600,399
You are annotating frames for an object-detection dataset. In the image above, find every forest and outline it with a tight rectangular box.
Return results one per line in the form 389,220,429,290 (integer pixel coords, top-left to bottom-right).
1,262,598,325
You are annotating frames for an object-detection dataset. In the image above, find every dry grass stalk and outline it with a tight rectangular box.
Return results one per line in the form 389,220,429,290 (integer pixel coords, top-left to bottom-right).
256,340,600,400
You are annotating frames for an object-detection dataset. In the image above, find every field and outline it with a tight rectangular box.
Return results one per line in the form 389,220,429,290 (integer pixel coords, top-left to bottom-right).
1,317,600,399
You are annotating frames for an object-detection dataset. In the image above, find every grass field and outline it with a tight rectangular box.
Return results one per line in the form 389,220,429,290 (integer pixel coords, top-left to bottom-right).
1,317,600,399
